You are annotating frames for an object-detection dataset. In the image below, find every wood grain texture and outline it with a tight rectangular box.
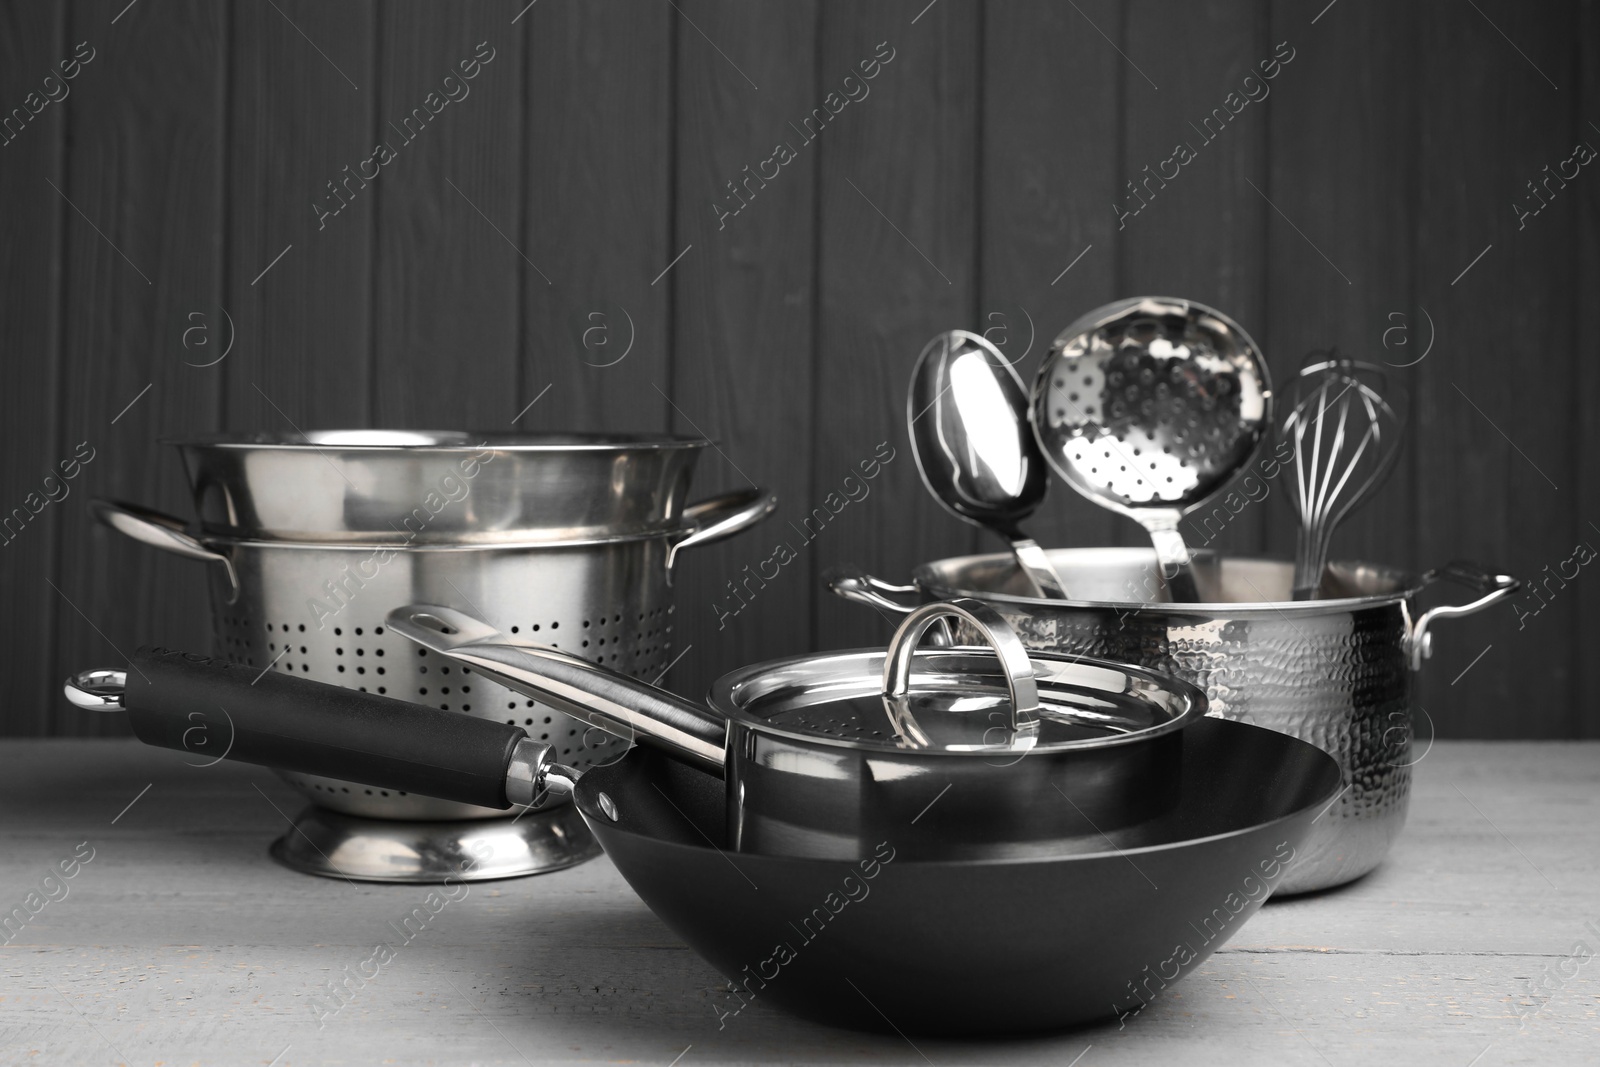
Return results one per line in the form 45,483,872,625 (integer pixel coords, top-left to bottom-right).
223,1,374,430
49,0,225,738
980,0,1127,553
0,1,1589,739
2,739,1595,1063
518,0,674,434
1576,0,1598,741
371,2,522,428
669,0,819,699
1413,0,1575,738
0,1,64,736
1120,0,1271,557
1262,0,1418,573
811,0,982,655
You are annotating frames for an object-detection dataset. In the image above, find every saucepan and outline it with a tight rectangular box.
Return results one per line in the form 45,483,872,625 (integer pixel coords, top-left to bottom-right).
73,597,1206,862
63,645,1340,1034
830,547,1519,892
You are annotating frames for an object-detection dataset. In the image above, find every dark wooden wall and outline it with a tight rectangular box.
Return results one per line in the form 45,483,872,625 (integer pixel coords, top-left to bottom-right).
2,0,1592,739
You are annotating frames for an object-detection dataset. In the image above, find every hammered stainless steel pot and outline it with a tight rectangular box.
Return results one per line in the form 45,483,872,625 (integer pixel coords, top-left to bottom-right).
168,430,712,543
830,547,1519,893
92,489,775,824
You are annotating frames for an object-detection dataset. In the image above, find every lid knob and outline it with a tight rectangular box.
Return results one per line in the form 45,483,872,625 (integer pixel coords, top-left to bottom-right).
881,598,1041,735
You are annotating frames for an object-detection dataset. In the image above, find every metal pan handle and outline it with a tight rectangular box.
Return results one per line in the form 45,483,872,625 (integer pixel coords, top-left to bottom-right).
1407,560,1520,670
386,604,728,776
665,488,777,570
881,598,1040,731
63,648,571,809
90,499,240,603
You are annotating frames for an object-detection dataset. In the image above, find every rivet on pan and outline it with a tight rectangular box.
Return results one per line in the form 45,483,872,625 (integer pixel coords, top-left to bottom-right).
597,792,619,822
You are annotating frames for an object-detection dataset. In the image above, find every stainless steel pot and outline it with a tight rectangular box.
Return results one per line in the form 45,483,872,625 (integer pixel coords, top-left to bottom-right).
93,489,775,824
830,547,1519,893
168,431,711,543
385,599,1206,861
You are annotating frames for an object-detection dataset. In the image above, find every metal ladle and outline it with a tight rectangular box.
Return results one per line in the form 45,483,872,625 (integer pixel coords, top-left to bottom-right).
908,330,1070,599
1030,297,1271,602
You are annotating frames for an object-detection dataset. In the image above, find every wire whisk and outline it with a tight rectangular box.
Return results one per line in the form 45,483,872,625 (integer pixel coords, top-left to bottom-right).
1282,352,1406,600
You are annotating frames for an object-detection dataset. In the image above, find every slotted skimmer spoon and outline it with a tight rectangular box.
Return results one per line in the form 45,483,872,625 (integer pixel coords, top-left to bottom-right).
1030,297,1272,602
1282,353,1406,600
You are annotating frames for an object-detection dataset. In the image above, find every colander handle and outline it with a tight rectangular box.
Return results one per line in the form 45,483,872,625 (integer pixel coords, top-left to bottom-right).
62,647,565,810
90,499,241,603
1407,561,1521,670
665,488,778,570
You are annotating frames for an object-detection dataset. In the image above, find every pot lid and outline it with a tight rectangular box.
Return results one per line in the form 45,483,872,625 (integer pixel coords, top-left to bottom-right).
713,599,1204,756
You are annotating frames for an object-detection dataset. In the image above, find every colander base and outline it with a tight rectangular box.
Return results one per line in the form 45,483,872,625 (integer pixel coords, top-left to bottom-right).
268,804,600,883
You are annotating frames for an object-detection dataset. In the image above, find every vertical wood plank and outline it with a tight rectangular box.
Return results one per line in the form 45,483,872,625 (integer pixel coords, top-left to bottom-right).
519,0,673,434
669,0,819,698
225,2,374,429
0,2,65,735
50,0,225,737
372,2,522,427
1119,0,1271,558
1413,0,1574,737
1577,0,1599,739
980,0,1125,553
1262,0,1417,569
811,0,982,653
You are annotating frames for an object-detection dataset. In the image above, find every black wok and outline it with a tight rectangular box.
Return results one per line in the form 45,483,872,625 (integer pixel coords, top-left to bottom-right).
580,725,1338,1035
65,648,1339,1035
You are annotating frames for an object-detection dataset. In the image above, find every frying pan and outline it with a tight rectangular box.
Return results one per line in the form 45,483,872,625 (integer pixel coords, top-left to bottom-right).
385,599,1206,860
63,653,1340,1035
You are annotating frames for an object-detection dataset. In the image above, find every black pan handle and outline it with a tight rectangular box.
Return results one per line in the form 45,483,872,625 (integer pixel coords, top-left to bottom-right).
65,647,536,810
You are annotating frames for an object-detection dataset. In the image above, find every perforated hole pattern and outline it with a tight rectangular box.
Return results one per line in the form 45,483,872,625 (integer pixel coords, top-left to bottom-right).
216,607,676,779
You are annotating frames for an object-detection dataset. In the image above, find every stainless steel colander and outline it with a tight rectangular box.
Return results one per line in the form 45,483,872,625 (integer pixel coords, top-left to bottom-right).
93,489,774,821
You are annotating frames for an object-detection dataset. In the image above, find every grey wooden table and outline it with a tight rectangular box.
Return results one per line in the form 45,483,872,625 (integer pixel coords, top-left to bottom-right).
1,739,1596,1066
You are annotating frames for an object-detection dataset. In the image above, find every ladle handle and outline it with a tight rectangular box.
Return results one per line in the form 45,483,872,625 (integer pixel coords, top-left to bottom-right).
62,648,557,809
1009,537,1071,599
1138,512,1201,603
386,605,728,776
882,598,1039,730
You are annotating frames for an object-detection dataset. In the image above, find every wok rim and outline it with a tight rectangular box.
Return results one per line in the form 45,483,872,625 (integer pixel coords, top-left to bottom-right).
574,717,1344,867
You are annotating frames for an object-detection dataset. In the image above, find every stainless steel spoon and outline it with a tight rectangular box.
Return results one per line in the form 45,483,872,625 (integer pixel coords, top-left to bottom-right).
908,329,1070,599
1030,298,1271,602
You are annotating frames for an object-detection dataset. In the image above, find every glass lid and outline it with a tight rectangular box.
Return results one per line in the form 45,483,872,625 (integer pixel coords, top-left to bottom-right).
713,599,1204,756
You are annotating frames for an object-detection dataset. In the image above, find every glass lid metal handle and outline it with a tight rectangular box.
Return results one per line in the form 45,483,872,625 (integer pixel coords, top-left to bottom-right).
881,598,1041,731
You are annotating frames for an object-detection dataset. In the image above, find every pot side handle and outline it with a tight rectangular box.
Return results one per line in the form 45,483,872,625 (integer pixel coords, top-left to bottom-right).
665,488,778,570
89,499,240,603
824,567,921,615
1408,560,1520,670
